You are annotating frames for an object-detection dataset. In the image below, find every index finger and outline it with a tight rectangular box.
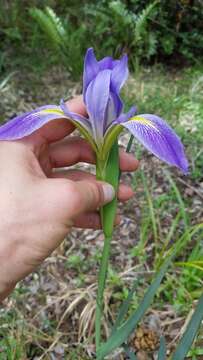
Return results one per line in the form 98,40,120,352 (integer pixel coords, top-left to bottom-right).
66,96,87,117
20,96,86,150
32,96,87,145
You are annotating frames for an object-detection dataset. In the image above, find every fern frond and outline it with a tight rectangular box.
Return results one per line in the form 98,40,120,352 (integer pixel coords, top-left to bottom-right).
135,1,158,42
29,7,67,52
146,32,158,58
45,7,68,46
109,1,135,27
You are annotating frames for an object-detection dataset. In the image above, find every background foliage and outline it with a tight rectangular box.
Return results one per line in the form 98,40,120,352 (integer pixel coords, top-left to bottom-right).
0,0,203,78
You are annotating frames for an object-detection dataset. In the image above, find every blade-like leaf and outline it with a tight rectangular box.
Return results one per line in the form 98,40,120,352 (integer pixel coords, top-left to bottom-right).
95,141,119,350
97,254,173,359
123,344,138,360
156,211,181,268
165,172,190,232
97,223,202,359
157,336,167,360
111,279,139,334
101,140,120,237
171,293,203,360
141,170,158,244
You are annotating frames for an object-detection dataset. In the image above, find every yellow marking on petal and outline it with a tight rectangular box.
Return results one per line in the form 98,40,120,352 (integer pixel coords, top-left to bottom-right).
39,109,67,116
130,116,159,132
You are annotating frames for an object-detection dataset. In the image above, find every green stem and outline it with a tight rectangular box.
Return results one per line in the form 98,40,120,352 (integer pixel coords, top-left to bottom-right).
95,142,119,354
95,135,134,355
95,159,107,351
95,235,112,350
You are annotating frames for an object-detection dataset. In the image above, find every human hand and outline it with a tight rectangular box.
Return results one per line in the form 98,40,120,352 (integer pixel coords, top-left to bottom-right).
0,97,139,300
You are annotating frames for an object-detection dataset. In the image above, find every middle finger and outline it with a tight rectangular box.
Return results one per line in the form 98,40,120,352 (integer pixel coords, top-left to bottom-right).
49,136,139,171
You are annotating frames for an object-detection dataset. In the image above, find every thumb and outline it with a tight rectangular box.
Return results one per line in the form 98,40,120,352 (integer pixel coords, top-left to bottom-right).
48,178,115,221
70,180,115,218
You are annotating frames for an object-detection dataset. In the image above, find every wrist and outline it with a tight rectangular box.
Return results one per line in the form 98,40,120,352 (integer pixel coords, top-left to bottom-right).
0,228,23,300
0,241,16,300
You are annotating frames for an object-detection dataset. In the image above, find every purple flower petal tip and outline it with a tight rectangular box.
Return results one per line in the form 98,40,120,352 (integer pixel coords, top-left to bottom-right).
122,114,188,174
111,54,129,92
83,48,99,95
115,106,137,124
0,105,68,140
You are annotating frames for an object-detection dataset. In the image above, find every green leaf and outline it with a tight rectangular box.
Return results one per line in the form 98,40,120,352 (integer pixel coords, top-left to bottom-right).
101,141,120,237
171,293,203,360
156,211,181,268
141,170,158,244
126,134,134,153
175,261,203,272
165,172,190,234
157,336,167,360
97,222,200,359
111,279,139,334
97,253,173,359
123,344,138,360
95,141,119,350
30,7,64,51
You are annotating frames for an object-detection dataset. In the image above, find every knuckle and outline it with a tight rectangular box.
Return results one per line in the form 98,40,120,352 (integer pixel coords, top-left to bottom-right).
88,182,104,208
58,179,81,207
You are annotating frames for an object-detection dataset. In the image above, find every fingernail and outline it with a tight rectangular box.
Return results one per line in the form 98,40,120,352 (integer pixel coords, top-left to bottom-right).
102,184,115,203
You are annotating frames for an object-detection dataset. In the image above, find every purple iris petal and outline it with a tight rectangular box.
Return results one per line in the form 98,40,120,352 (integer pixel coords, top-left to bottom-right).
116,106,137,124
60,99,92,133
111,54,128,92
0,105,67,140
85,69,111,144
105,106,137,139
122,114,188,173
105,91,124,129
99,56,114,70
83,48,99,96
111,92,123,117
99,57,119,70
105,93,118,129
81,48,130,147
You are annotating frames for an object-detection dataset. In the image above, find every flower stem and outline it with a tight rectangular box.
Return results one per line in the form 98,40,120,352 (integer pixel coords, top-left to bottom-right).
95,135,133,354
95,235,112,350
95,141,119,354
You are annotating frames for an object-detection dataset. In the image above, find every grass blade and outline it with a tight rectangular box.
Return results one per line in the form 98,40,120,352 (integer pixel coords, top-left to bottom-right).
156,211,181,268
97,253,173,359
165,172,190,232
126,134,134,153
171,293,203,360
157,336,167,360
140,170,158,244
123,344,138,359
0,72,16,91
111,279,139,334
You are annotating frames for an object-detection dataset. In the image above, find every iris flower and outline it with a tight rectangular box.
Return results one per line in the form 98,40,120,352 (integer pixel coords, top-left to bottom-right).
0,48,188,173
